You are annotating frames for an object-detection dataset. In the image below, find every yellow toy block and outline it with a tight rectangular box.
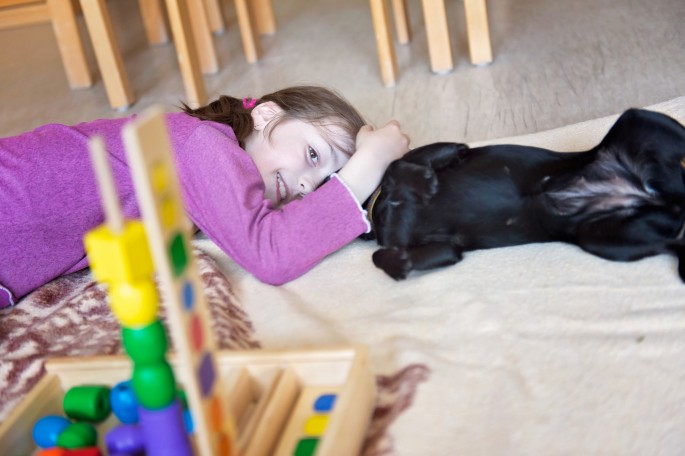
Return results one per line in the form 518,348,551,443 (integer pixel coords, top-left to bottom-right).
110,281,159,328
84,221,154,284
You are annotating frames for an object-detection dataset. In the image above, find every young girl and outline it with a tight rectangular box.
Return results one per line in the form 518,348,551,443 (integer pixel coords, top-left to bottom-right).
0,86,410,308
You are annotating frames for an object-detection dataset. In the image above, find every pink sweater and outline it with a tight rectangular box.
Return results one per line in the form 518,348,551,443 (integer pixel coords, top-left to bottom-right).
0,113,369,308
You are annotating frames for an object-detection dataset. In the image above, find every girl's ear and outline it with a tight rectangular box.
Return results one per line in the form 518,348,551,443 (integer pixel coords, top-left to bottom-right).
251,101,282,131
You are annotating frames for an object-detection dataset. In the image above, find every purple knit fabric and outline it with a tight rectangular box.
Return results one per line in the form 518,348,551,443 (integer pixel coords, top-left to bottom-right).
0,113,368,308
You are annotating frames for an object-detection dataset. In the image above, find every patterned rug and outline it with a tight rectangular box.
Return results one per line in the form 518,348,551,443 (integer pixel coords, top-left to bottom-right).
0,249,428,455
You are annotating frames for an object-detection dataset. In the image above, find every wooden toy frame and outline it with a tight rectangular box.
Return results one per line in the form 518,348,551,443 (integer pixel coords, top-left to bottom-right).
0,346,376,455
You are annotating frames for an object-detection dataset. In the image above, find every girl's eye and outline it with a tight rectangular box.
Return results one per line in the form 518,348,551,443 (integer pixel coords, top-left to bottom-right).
308,146,319,166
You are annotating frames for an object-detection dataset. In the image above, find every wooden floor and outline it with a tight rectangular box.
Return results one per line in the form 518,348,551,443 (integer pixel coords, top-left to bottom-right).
1,0,684,146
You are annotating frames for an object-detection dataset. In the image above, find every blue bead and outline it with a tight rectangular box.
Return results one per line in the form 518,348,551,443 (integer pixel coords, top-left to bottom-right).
182,281,194,311
313,394,337,412
110,380,140,424
183,408,194,434
32,415,71,448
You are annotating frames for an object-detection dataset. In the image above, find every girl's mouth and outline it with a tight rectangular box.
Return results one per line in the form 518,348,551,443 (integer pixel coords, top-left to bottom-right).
277,172,288,203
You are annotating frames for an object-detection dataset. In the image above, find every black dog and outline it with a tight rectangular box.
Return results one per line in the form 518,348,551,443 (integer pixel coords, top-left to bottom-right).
366,108,685,281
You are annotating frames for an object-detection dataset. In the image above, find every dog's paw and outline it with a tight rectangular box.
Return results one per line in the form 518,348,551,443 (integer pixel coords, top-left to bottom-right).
372,247,413,280
414,167,439,204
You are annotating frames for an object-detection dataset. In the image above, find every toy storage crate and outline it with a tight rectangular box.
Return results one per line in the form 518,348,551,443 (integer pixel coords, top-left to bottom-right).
0,346,376,456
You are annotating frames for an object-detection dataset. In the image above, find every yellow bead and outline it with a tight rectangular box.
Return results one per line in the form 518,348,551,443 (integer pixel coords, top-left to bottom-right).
303,415,329,436
160,198,178,229
84,221,154,284
110,281,159,327
151,163,169,193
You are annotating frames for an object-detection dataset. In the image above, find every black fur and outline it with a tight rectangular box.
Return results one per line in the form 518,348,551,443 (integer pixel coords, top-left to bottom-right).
367,109,685,281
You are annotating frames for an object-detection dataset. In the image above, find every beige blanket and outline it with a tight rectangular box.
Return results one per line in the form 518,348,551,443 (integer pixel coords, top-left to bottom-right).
3,98,684,455
197,97,685,455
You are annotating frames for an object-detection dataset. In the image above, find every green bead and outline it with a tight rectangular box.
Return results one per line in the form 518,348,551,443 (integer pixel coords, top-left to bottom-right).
122,319,168,365
56,422,97,448
132,362,177,410
63,385,111,422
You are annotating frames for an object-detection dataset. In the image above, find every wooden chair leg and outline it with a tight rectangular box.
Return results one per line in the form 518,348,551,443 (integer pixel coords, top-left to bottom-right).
463,0,492,65
369,0,398,87
391,0,410,44
187,0,218,73
46,0,92,88
79,0,134,109
0,3,50,29
421,0,453,73
138,0,169,45
203,0,224,34
234,0,260,63
164,0,206,107
251,0,275,35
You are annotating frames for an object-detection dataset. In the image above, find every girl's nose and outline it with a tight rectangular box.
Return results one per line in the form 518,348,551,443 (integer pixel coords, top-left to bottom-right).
298,176,315,196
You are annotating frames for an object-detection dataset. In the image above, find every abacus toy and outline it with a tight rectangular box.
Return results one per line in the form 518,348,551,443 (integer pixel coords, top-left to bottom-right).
0,107,376,456
84,109,237,455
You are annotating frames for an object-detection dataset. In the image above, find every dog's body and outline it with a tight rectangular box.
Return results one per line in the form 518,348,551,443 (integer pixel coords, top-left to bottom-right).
368,108,685,281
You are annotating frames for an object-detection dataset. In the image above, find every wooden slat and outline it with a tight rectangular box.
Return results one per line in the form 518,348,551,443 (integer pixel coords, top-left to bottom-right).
47,0,93,88
138,0,170,44
203,0,223,33
421,0,453,73
234,0,260,63
187,0,218,74
0,2,49,29
251,0,274,35
464,0,493,65
391,0,410,44
79,0,134,109
369,0,398,87
0,0,40,7
164,0,206,107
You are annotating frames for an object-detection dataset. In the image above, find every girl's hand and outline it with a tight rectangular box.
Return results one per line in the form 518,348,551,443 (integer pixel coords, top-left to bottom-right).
337,120,411,203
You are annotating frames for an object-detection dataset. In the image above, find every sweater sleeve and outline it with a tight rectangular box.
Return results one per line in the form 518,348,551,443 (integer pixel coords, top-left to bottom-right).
175,122,370,285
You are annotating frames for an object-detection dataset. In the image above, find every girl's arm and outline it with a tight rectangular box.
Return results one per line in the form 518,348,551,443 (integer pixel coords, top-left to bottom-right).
175,123,368,285
337,120,411,203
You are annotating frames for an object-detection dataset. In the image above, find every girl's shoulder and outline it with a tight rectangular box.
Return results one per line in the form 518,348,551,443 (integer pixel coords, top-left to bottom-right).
165,112,237,143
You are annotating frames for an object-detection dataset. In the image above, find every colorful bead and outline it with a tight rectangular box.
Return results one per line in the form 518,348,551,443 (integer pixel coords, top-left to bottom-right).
110,281,159,327
183,408,194,434
132,362,177,409
32,415,71,448
168,232,188,277
55,422,97,449
105,424,145,455
36,448,68,455
138,400,192,456
62,448,102,456
294,437,319,456
313,394,337,412
122,320,167,365
303,415,329,435
84,222,153,284
110,381,139,424
63,385,111,422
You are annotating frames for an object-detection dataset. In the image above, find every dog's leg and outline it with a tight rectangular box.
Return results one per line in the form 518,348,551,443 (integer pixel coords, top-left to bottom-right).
576,210,679,263
385,160,439,205
373,243,463,280
666,241,685,282
372,246,413,280
404,142,469,170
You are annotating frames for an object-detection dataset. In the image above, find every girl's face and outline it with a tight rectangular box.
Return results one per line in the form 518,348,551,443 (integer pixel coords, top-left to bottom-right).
244,102,349,206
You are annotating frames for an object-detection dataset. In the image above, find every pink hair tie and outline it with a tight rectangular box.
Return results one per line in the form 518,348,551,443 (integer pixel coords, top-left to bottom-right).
242,98,257,109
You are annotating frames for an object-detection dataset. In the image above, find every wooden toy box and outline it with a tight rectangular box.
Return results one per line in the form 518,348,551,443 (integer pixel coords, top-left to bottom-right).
0,346,377,456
